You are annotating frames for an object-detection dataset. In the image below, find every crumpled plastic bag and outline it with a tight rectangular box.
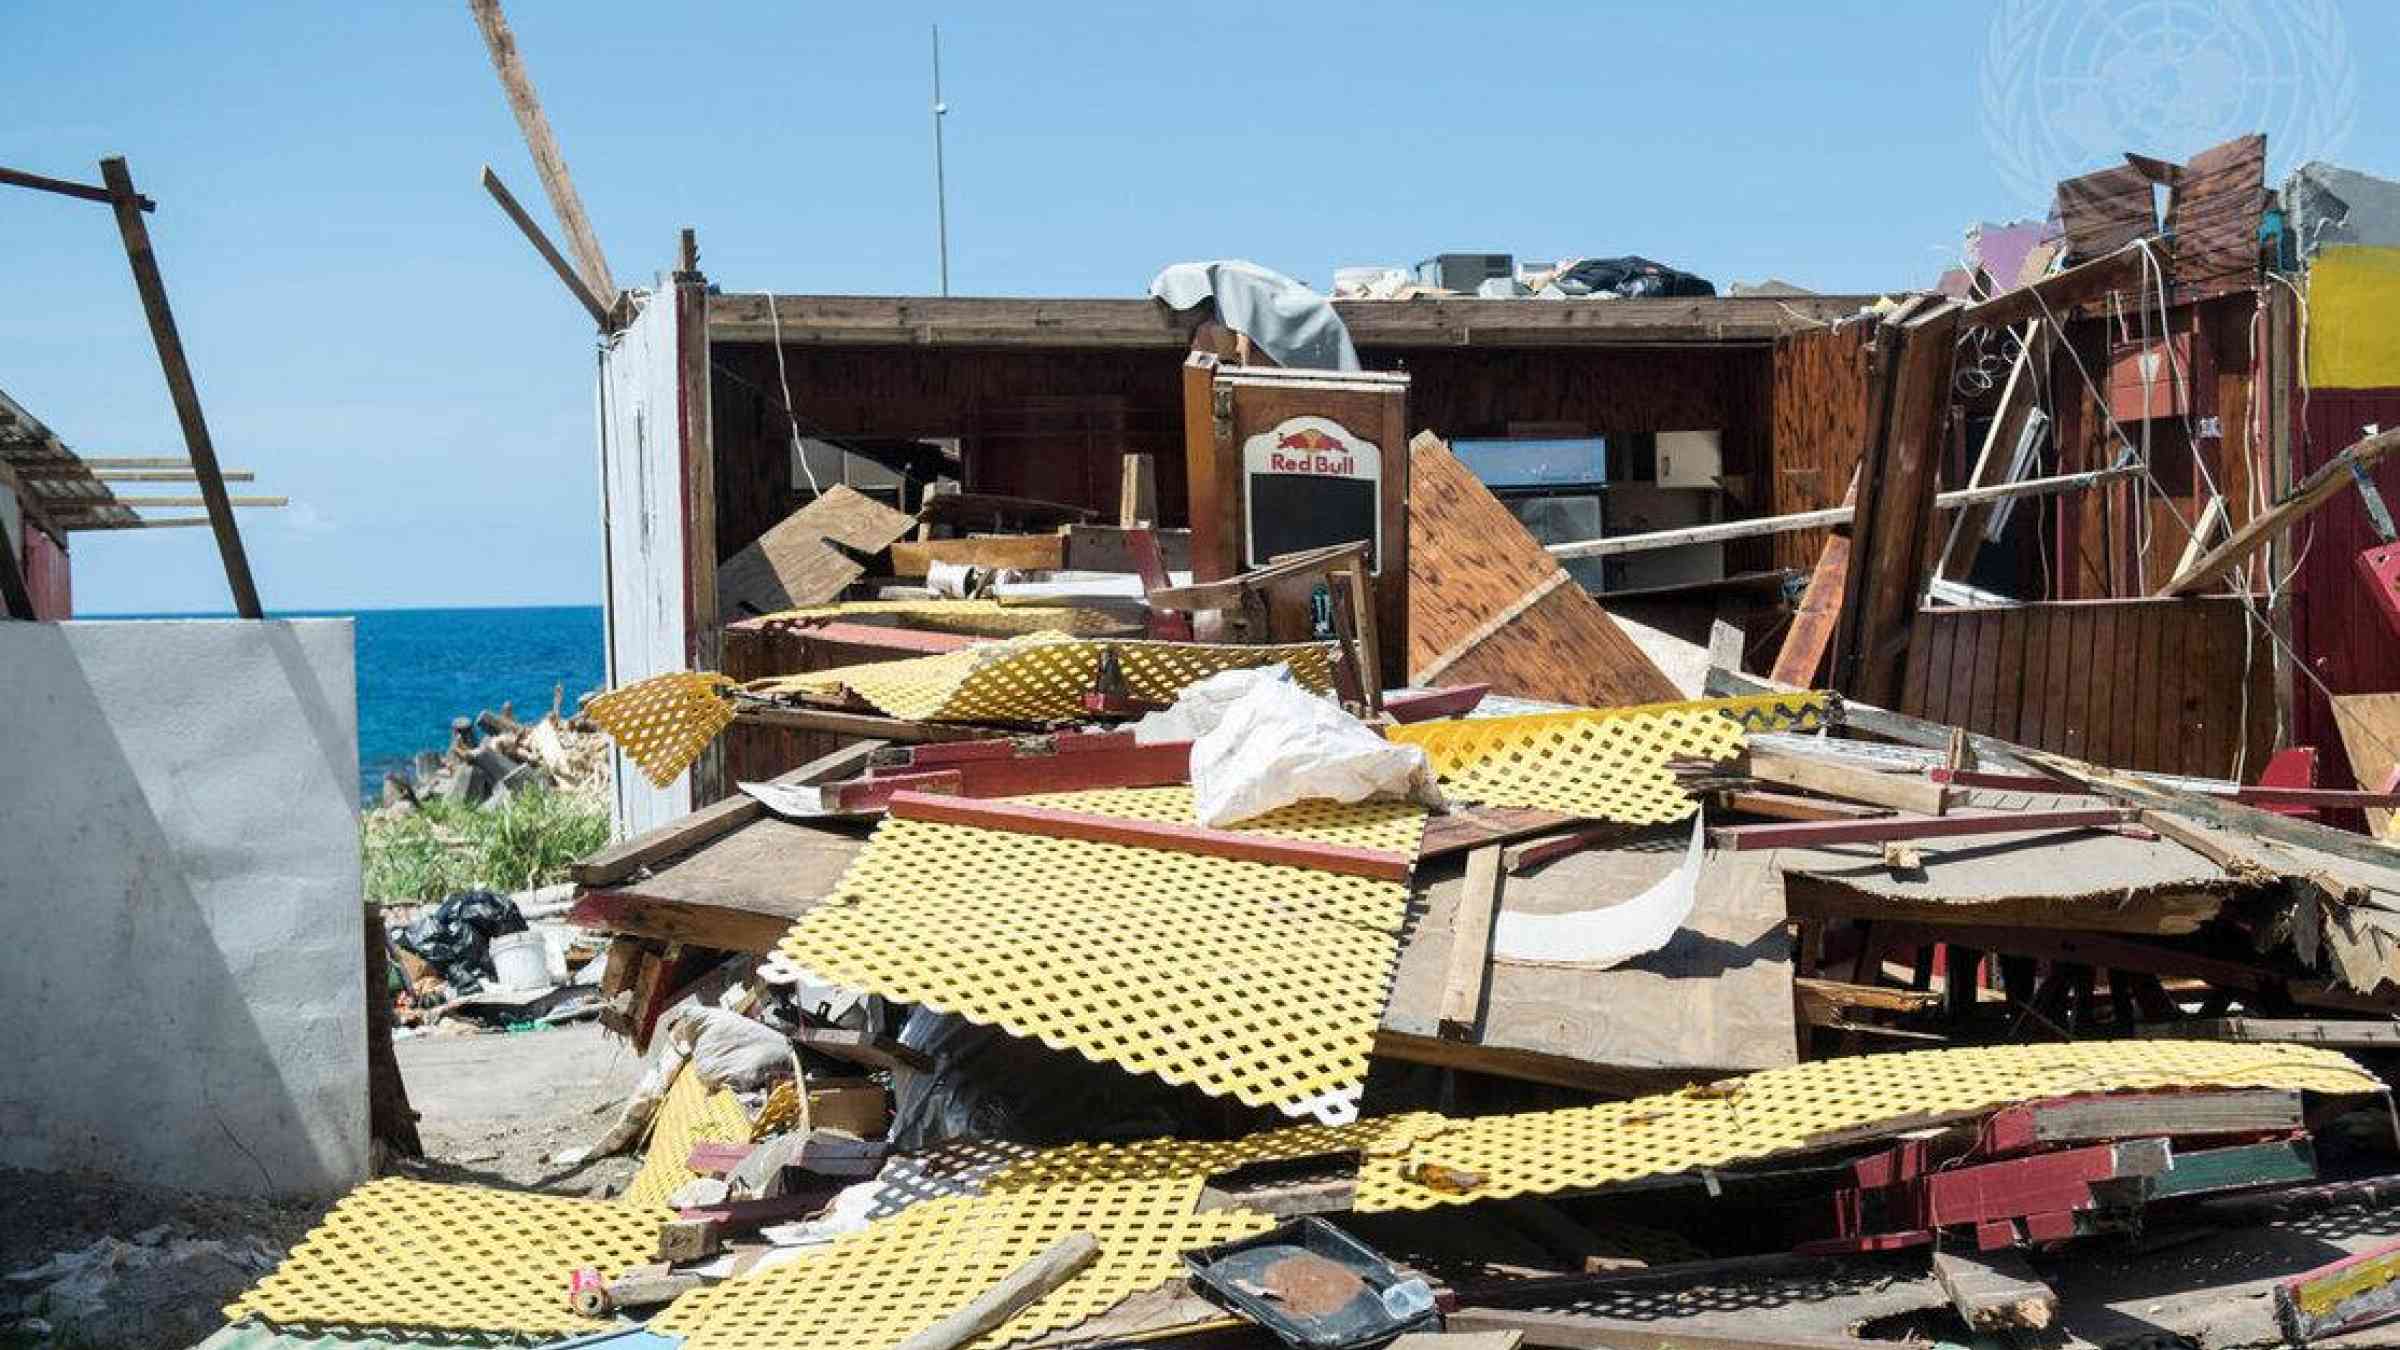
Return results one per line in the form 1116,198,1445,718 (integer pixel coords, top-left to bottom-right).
1189,674,1443,828
670,1004,798,1093
394,890,527,995
1131,664,1292,745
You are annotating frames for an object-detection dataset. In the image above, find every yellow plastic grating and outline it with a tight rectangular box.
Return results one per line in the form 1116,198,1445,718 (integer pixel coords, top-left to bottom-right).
1353,1039,2381,1212
620,1060,756,1210
1386,691,1831,824
750,1079,802,1142
984,1112,1450,1193
586,671,736,787
1018,785,1429,858
652,1178,1275,1350
748,634,1338,723
223,1179,666,1338
779,816,1410,1122
757,599,1142,638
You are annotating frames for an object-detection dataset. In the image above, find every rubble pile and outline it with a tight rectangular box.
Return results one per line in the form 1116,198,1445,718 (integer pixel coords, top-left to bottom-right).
378,684,611,813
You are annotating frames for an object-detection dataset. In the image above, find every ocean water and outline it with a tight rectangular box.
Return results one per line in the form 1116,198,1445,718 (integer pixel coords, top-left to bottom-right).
352,606,606,803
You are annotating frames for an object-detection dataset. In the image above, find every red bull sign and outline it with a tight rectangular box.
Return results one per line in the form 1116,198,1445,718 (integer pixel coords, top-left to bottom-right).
1241,415,1383,570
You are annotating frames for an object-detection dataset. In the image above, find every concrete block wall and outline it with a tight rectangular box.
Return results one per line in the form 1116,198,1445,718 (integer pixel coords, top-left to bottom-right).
0,619,368,1196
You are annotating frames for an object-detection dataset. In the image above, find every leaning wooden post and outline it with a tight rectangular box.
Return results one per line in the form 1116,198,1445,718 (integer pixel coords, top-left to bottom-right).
98,156,262,618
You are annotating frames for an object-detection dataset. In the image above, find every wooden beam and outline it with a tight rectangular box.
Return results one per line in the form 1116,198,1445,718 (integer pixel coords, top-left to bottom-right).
98,156,262,618
1770,533,1848,686
68,468,255,483
1444,1309,1864,1350
1721,790,1888,823
886,790,1415,881
888,533,1066,577
1835,297,1962,706
2141,1017,2400,1048
480,165,610,327
70,495,285,509
893,1234,1100,1350
58,515,214,531
1550,462,2141,560
1119,453,1157,528
736,705,1001,744
1707,667,2400,875
466,0,614,301
1439,846,1503,1038
1712,808,2132,851
2163,428,2400,594
1931,1248,2056,1332
569,741,881,885
0,162,152,211
1962,243,2149,330
1747,750,1947,815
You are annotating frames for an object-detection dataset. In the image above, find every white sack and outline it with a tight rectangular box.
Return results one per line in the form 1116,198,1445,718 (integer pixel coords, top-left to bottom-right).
1189,676,1442,828
1132,664,1293,745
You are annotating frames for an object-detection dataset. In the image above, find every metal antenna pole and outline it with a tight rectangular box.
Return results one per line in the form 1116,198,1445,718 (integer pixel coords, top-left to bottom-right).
931,23,951,296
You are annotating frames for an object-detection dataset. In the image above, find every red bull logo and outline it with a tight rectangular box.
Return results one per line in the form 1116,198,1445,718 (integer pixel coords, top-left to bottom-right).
1268,425,1359,475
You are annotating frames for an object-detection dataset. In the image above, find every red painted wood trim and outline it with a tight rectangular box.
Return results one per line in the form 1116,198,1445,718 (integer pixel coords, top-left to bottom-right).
885,790,1415,880
1383,683,1492,723
874,731,1194,796
814,769,964,812
1711,808,2132,850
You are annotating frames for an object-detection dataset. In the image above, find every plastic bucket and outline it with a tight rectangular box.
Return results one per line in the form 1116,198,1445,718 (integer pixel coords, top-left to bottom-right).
489,929,550,989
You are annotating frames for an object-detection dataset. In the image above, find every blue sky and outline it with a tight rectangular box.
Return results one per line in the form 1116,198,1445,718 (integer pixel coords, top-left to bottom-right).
10,0,2397,612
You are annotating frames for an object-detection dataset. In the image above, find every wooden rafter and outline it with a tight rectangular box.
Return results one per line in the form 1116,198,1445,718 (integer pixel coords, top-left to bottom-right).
467,0,615,303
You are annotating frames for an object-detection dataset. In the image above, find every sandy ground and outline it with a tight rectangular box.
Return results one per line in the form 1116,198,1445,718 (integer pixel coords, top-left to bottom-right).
2,1023,649,1350
387,1021,650,1196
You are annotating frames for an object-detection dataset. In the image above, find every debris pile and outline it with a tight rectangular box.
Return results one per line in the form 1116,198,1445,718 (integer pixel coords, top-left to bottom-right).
377,685,611,811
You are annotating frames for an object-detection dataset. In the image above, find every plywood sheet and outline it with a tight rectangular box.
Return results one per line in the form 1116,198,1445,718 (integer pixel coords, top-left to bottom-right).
1383,835,1796,1079
1407,433,1677,707
2334,692,2400,838
717,484,916,620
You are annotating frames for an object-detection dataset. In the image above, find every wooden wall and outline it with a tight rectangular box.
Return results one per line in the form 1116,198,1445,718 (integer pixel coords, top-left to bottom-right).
708,339,1780,569
1897,596,2275,777
1766,324,1874,573
2294,387,2400,788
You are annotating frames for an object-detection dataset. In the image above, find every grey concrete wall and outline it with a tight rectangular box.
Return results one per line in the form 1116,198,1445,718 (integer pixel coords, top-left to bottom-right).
0,619,368,1196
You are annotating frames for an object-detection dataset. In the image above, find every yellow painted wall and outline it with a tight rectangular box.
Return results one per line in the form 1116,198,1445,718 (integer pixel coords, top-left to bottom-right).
2308,245,2400,389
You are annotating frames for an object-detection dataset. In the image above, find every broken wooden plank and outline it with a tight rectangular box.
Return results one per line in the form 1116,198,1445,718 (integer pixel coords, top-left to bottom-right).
1444,1309,1865,1350
1502,824,1632,874
895,1233,1101,1350
1384,683,1491,723
1931,1247,2056,1332
2138,1017,2400,1048
2277,1234,2400,1344
1963,243,2148,330
480,164,608,327
2164,428,2400,595
1982,1090,2302,1151
717,485,919,618
1418,806,1585,862
1711,809,2131,851
1720,790,1889,823
792,1027,934,1074
1440,846,1503,1038
466,0,614,300
1748,750,1946,815
735,706,1002,744
886,789,1415,881
571,741,882,885
2334,692,2400,839
1833,297,1962,706
888,533,1067,578
1770,533,1849,687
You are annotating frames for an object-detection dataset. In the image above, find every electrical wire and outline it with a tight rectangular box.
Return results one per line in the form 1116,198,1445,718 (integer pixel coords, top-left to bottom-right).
764,293,825,499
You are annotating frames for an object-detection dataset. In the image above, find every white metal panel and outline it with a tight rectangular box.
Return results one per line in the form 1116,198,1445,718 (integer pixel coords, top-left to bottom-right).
595,289,693,836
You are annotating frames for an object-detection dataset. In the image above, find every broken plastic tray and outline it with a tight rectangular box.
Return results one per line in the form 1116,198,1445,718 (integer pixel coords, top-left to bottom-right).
1183,1216,1439,1349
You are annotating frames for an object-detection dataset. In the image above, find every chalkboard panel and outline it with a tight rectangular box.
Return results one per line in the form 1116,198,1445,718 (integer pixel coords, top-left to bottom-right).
1245,473,1379,570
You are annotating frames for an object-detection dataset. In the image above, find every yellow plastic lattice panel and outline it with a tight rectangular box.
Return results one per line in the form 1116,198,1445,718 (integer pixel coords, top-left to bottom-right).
1387,691,1832,824
985,1112,1450,1193
621,1060,756,1210
779,817,1410,1122
758,599,1142,638
1355,1040,2380,1212
224,1179,665,1339
751,1079,801,1142
750,634,1338,723
654,1178,1274,1350
1019,785,1429,858
586,671,736,787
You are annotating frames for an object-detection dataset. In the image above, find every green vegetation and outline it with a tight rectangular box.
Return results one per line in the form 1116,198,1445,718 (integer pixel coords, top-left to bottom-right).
362,788,610,903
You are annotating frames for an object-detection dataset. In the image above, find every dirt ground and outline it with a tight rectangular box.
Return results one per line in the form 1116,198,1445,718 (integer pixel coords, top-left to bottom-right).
386,1020,650,1195
1,1023,649,1350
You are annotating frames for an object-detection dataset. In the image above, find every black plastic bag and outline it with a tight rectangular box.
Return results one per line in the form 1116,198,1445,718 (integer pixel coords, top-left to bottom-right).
1554,255,1716,298
394,889,527,995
